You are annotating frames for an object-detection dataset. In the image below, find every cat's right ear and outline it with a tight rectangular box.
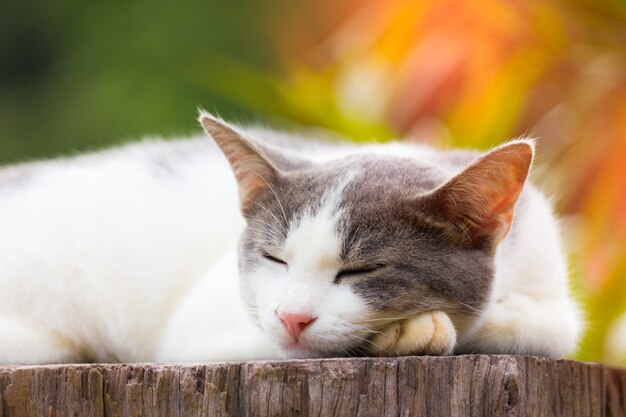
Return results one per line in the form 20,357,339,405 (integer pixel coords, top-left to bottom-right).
199,111,300,212
419,139,534,251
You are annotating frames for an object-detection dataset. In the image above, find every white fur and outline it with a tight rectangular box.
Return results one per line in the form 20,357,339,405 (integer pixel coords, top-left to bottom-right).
459,186,583,357
0,127,582,363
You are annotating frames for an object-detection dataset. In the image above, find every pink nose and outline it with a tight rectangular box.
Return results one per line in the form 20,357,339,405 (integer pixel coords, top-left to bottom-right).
278,312,317,341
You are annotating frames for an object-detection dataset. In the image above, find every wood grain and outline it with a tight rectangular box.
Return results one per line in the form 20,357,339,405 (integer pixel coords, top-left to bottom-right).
0,355,624,416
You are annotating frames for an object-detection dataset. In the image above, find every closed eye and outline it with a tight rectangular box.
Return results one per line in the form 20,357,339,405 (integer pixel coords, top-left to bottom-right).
334,264,385,283
262,252,287,266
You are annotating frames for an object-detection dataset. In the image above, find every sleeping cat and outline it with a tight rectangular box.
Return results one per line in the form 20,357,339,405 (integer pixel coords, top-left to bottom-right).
0,112,582,364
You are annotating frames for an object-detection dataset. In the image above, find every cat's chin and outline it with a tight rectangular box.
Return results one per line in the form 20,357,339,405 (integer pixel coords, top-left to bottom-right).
280,341,341,359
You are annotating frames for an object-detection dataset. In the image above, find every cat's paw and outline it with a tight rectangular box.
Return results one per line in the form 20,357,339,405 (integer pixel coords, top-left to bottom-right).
368,311,456,356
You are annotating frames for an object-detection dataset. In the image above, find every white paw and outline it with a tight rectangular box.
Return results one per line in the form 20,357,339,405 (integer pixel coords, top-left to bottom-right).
368,311,456,356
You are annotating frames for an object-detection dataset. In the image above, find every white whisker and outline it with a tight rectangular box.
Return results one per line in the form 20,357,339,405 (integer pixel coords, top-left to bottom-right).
360,316,412,323
350,334,388,354
249,169,289,231
245,199,289,238
457,301,483,314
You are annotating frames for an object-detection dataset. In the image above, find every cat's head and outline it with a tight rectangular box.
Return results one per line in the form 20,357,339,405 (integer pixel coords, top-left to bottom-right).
200,112,533,358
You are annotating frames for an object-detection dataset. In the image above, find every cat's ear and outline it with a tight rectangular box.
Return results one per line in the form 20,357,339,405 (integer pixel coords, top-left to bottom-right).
199,111,304,211
421,139,534,250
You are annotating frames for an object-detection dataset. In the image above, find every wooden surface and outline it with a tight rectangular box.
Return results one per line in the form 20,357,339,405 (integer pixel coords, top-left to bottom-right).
0,355,624,417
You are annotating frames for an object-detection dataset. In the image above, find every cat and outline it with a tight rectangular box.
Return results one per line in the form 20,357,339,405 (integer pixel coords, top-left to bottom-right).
0,111,583,364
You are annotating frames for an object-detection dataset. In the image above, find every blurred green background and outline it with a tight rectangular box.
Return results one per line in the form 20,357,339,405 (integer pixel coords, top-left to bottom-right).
2,0,626,364
1,0,287,161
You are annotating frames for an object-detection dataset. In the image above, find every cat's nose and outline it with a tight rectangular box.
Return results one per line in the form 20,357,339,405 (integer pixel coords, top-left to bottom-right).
278,312,317,341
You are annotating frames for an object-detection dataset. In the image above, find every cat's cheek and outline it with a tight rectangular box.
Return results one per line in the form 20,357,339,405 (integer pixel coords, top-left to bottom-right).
292,287,372,355
318,285,370,329
239,267,288,327
239,267,317,355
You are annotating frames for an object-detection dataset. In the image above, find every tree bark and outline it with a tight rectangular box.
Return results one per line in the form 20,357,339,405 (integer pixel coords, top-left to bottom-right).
0,355,624,417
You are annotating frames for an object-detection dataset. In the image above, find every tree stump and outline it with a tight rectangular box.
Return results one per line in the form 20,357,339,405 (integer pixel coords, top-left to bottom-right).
0,355,624,416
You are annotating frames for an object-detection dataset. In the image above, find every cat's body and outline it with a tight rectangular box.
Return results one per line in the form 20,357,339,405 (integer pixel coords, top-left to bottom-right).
0,116,582,364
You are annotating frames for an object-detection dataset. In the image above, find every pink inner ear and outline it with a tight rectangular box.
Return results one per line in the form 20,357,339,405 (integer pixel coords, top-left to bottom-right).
238,175,270,207
478,188,521,242
228,151,278,211
467,174,527,245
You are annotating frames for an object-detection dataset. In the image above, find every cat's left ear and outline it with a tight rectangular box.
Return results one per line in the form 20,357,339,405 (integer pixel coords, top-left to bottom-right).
199,111,306,212
420,139,534,251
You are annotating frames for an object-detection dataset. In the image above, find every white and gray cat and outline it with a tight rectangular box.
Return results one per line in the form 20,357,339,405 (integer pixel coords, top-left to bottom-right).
0,112,583,364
